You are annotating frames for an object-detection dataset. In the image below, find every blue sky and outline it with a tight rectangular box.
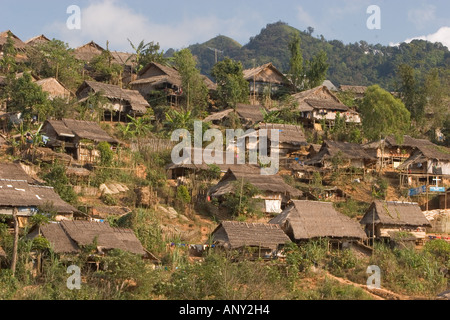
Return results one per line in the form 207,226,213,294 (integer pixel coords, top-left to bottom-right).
1,0,450,52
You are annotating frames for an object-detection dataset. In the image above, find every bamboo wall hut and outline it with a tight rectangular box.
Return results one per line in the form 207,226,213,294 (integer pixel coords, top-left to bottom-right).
270,200,367,246
42,118,118,164
243,62,293,97
203,104,266,128
292,86,361,128
363,135,436,170
29,220,155,260
76,80,149,118
211,221,291,259
360,201,431,243
306,140,377,170
209,168,303,213
0,179,79,227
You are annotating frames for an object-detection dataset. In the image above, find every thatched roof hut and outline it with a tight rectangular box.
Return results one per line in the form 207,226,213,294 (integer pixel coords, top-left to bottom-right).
211,221,291,253
76,80,149,115
0,30,27,51
36,220,150,257
306,140,377,169
73,41,105,62
35,77,73,100
0,180,78,216
25,34,51,47
360,201,432,230
203,104,266,126
243,63,293,95
43,118,118,146
270,200,367,242
209,168,302,199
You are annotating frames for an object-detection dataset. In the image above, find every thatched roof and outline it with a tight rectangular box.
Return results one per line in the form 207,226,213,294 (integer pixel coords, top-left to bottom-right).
360,201,431,228
270,200,367,241
306,140,377,165
35,77,72,100
209,168,302,198
0,180,78,215
243,63,289,86
364,135,435,151
132,62,182,87
292,85,341,104
73,41,105,62
77,80,149,114
303,99,349,112
339,85,368,95
0,162,36,184
39,220,147,256
25,34,51,46
110,51,135,67
257,123,308,146
397,142,450,171
0,30,27,50
211,221,291,251
44,118,118,144
204,104,266,124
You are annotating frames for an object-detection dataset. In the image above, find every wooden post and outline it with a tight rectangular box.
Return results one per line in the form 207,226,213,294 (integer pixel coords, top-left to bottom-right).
11,208,19,276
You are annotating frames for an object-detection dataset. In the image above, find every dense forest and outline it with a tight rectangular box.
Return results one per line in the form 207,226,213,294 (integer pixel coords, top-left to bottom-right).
183,21,450,91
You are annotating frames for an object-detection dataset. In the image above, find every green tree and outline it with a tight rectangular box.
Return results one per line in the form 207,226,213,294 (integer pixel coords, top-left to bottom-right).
42,163,78,205
396,64,426,124
7,72,51,122
287,32,304,92
0,31,17,75
97,141,114,167
27,39,83,91
90,43,123,84
211,57,249,109
173,48,209,114
304,50,329,89
222,180,261,217
127,39,167,73
360,85,411,142
424,68,446,131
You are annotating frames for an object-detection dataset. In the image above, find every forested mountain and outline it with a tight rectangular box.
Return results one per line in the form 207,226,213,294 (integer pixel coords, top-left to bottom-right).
182,21,450,91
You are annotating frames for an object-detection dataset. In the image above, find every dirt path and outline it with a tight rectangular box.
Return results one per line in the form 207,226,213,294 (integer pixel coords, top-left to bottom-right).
322,271,412,300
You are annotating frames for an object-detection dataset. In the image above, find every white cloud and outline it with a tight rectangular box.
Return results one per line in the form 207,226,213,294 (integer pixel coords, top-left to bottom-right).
391,26,450,50
45,0,250,52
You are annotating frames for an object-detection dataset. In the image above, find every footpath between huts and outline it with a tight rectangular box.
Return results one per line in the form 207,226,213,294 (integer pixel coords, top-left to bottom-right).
320,270,417,300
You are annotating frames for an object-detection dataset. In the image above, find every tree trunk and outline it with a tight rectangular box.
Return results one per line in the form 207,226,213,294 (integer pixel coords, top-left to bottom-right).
11,208,19,276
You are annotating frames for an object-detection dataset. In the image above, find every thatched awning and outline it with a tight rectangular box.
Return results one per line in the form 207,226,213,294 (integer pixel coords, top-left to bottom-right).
360,201,432,228
211,221,291,251
270,200,367,241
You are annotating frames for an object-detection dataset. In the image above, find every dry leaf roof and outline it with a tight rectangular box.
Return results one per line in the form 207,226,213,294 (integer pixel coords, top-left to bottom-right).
360,201,431,228
270,200,367,240
39,220,147,256
45,119,118,144
211,221,291,251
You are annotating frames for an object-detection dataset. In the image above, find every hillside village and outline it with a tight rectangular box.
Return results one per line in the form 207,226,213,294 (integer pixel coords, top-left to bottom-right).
0,24,449,301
